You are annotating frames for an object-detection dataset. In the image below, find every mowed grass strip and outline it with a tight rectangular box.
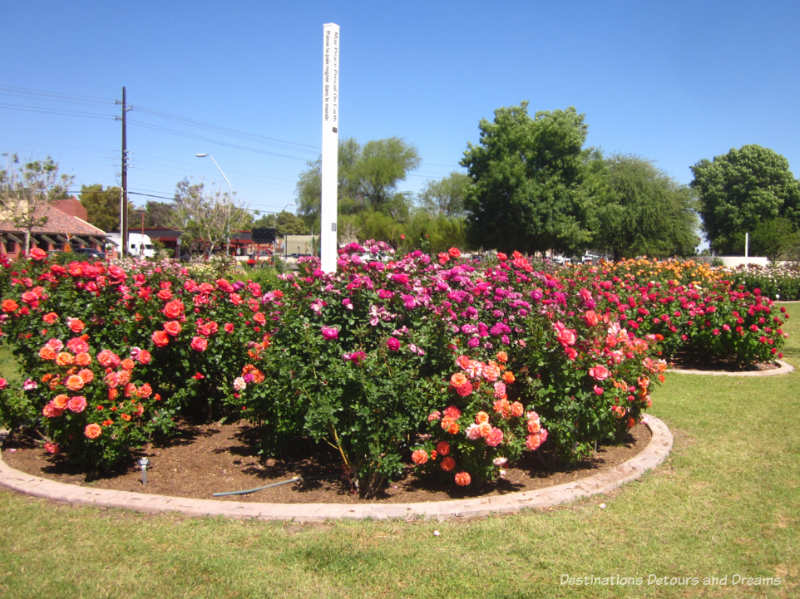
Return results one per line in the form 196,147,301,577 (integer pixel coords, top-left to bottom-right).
0,305,798,598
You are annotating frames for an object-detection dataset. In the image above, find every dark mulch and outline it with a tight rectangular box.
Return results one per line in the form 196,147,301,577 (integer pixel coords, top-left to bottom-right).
2,421,650,504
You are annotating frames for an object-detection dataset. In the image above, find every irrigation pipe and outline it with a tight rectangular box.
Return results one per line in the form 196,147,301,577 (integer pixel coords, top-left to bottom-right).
212,476,301,497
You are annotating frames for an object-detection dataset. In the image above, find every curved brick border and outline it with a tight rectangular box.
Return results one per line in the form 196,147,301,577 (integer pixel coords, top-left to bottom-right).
0,416,672,522
669,359,794,377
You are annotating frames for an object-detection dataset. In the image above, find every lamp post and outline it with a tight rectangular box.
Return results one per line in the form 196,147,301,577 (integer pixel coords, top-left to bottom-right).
195,152,234,255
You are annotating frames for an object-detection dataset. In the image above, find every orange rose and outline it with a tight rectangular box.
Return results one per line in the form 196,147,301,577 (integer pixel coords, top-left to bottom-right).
454,471,471,486
55,352,74,367
84,423,102,439
52,394,69,409
64,374,85,391
440,456,456,472
475,411,490,424
502,371,516,384
78,368,94,384
74,352,92,367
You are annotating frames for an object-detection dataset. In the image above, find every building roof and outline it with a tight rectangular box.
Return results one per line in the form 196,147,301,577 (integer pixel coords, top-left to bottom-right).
0,203,106,237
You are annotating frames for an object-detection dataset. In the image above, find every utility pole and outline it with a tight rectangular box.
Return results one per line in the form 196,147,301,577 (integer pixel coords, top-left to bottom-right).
115,86,132,256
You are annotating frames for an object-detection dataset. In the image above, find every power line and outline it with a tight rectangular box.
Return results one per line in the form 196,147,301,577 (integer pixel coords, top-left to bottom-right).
134,105,319,152
0,84,115,106
0,102,114,121
128,118,315,162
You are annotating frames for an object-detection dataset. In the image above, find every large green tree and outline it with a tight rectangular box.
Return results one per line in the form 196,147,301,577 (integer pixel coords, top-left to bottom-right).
690,145,800,254
296,137,420,228
418,172,470,217
79,184,125,232
0,155,72,253
460,102,593,255
592,156,699,259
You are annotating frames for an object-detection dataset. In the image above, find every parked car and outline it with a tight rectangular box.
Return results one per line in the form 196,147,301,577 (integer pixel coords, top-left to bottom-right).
74,247,106,260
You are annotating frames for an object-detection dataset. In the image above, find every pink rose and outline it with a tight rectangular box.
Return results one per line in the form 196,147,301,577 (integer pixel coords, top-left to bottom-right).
67,395,87,414
321,326,339,340
386,336,400,351
485,427,504,447
190,336,208,352
588,364,610,381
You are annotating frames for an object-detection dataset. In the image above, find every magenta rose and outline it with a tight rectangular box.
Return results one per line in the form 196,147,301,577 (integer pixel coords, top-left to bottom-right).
321,326,339,340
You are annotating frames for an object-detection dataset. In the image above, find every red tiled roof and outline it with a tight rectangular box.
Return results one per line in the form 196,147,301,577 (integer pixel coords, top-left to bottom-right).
0,203,106,236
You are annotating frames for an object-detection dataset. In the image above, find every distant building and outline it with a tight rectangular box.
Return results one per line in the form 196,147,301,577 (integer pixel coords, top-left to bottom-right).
0,198,106,259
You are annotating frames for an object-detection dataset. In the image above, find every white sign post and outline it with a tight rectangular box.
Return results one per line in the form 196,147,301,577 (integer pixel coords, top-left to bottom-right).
320,22,340,273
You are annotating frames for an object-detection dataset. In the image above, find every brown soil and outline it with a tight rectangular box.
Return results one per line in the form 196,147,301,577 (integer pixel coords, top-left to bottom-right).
2,421,650,504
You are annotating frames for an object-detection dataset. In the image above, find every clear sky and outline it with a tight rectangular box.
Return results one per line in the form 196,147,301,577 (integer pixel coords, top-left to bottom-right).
2,0,799,220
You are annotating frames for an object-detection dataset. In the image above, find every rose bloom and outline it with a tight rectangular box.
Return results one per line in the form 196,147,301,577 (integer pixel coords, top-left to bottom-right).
465,424,482,440
482,363,500,382
191,336,208,352
455,381,473,397
427,410,441,422
454,471,471,487
588,364,611,381
42,402,63,418
120,358,135,371
42,312,59,324
64,374,85,391
435,441,450,456
1,298,19,312
495,350,508,363
84,423,102,439
52,394,69,409
450,372,468,388
67,395,87,413
78,368,94,384
136,349,152,364
510,401,524,418
74,352,92,367
448,247,461,259
474,411,490,425
440,456,456,472
321,326,339,340
162,299,185,319
478,421,492,438
152,330,169,347
67,317,85,333
411,449,429,465
443,405,462,419
55,351,74,367
164,320,182,336
38,346,57,361
97,349,120,368
441,418,460,435
386,336,400,351
120,413,131,421
44,441,60,455
502,371,516,384
138,382,153,398
485,427,504,447
233,376,247,392
67,337,89,354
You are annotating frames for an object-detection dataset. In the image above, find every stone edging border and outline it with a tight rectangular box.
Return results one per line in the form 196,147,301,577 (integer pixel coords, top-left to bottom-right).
0,416,672,522
668,359,794,377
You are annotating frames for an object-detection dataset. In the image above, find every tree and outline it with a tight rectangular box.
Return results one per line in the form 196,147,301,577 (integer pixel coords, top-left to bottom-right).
418,172,470,217
749,217,800,262
79,184,126,232
252,210,307,236
170,179,251,256
142,201,176,228
0,155,73,254
460,102,593,255
690,145,800,254
296,137,420,228
592,156,699,259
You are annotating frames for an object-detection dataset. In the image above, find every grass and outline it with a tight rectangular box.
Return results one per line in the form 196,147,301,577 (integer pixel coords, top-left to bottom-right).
1,306,798,598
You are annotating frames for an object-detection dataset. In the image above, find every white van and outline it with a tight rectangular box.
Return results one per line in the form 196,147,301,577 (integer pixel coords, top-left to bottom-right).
106,233,156,258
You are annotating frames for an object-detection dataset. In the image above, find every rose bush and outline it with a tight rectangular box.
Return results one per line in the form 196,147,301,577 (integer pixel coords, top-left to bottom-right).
0,247,788,493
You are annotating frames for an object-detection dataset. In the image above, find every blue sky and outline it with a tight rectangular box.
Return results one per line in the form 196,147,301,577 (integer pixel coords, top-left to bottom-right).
2,0,799,220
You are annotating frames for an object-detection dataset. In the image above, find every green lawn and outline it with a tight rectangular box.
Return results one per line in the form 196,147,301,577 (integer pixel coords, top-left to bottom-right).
0,306,798,598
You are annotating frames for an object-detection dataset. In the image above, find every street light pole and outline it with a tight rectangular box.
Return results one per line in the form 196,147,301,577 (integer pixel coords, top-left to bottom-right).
195,152,234,255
